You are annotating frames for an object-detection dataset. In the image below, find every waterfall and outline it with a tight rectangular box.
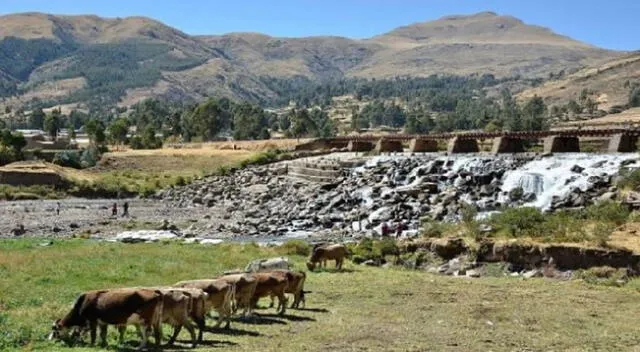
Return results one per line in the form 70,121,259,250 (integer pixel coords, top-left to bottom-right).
500,153,638,210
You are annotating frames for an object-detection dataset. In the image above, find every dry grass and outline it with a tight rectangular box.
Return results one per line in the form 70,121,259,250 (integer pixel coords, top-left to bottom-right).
2,240,640,351
94,149,255,174
519,53,640,110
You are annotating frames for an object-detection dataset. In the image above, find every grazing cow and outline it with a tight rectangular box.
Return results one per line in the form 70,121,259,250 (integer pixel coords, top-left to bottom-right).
245,257,291,273
118,288,199,348
173,279,234,329
176,287,209,343
306,243,347,271
49,288,163,349
249,272,289,316
268,270,307,309
217,273,258,316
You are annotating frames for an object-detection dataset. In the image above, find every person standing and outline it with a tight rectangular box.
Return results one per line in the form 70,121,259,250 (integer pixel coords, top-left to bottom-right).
56,202,61,216
122,202,129,217
111,202,118,217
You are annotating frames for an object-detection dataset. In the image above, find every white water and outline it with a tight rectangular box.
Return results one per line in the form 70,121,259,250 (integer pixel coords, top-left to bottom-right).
349,153,639,214
500,153,638,210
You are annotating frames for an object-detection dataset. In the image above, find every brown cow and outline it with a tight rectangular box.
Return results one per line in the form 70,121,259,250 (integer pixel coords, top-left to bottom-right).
249,272,288,316
173,279,234,329
307,243,347,271
268,270,307,309
49,288,163,349
175,287,208,343
217,273,258,316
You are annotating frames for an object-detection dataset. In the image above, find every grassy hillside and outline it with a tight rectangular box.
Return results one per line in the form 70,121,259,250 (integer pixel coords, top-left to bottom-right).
519,52,640,112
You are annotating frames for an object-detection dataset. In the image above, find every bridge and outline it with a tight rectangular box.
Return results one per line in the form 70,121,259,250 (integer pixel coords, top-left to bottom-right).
295,128,640,154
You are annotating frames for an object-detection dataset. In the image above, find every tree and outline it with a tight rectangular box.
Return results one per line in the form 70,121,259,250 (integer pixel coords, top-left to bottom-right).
29,108,45,130
141,125,161,149
567,100,582,115
43,109,63,140
521,96,548,131
584,98,598,115
630,87,640,108
85,119,106,146
107,118,129,146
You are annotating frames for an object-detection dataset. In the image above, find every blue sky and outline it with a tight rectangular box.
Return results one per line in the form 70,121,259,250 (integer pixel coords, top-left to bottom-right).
1,0,638,50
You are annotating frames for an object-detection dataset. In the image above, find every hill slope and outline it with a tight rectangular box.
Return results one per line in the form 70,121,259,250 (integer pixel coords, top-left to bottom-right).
518,52,640,111
0,11,623,112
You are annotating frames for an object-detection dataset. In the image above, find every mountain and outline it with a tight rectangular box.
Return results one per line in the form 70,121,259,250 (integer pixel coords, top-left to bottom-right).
518,52,640,111
0,11,624,113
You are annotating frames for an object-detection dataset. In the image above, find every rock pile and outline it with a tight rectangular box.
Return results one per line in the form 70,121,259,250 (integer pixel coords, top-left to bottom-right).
154,154,625,239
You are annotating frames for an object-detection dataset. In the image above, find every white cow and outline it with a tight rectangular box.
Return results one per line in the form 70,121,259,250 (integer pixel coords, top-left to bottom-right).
244,257,291,273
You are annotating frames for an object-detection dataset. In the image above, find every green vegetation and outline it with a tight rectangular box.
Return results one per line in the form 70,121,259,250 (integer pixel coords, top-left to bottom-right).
2,239,640,351
0,184,66,200
477,201,630,246
0,129,26,166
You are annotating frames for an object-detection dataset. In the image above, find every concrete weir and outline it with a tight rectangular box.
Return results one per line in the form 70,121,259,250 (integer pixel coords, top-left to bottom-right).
491,137,525,154
447,136,479,154
409,139,438,153
347,140,374,152
608,133,638,153
543,136,580,153
374,139,404,153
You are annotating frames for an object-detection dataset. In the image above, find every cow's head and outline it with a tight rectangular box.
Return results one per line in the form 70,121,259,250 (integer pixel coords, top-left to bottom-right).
48,319,83,345
306,261,316,271
48,319,69,341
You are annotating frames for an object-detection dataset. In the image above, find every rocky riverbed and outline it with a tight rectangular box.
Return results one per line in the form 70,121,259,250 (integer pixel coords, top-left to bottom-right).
2,153,638,241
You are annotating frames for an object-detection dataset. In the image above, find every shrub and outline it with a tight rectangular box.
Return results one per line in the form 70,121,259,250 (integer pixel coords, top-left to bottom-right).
489,207,546,237
277,240,311,256
576,266,628,286
585,201,629,225
174,176,186,187
239,149,280,168
592,222,616,247
617,168,640,190
421,219,453,238
52,150,82,169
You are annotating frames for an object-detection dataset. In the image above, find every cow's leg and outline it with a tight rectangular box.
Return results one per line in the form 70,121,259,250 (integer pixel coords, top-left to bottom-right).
98,324,108,347
152,322,162,348
138,324,149,350
89,321,98,346
269,294,275,308
193,315,206,342
117,325,127,345
292,292,301,309
277,292,287,316
183,321,197,348
168,325,181,346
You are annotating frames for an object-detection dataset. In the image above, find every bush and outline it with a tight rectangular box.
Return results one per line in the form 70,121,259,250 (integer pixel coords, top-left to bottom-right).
617,168,640,190
576,266,628,286
52,150,82,169
239,149,280,168
489,207,547,237
584,201,629,225
277,240,311,256
421,219,453,238
592,222,616,247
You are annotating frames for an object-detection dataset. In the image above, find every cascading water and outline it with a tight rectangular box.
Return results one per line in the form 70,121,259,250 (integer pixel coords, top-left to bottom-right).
347,152,638,216
500,153,639,210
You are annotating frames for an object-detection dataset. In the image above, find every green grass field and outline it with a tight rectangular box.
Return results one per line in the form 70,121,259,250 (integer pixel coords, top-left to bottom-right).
2,239,640,351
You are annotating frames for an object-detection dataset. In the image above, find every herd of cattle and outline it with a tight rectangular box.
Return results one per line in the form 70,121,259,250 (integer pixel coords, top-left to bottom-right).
48,243,348,349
